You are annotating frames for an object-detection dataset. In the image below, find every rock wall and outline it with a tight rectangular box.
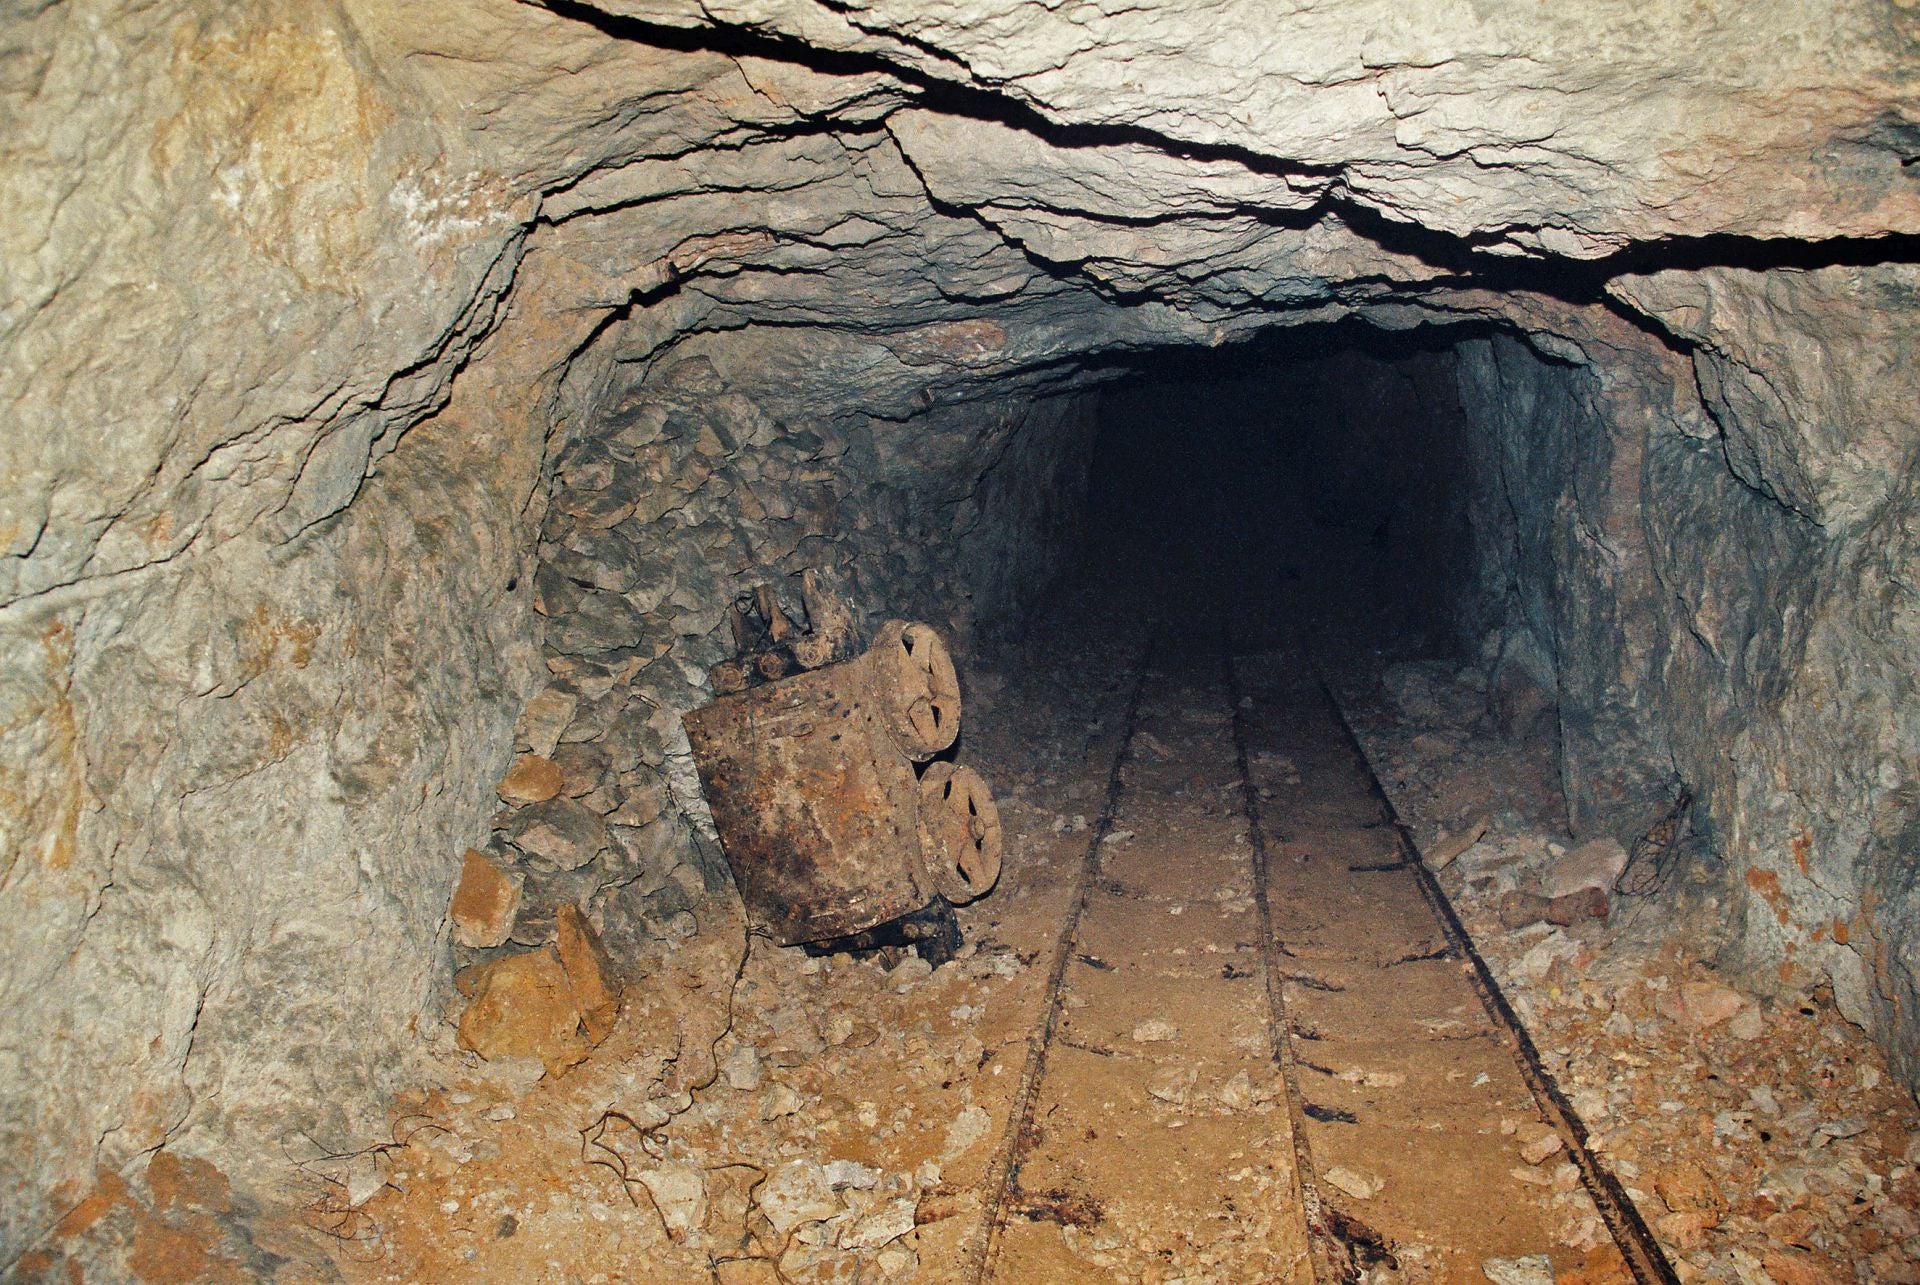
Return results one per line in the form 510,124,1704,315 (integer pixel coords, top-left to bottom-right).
1445,280,1920,1083
0,377,548,1253
1452,330,1680,840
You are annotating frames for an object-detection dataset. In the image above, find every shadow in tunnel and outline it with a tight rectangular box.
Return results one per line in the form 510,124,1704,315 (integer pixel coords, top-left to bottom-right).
1077,322,1486,660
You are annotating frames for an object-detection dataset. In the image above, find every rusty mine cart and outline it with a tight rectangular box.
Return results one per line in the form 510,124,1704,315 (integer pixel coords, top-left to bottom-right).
683,583,1002,961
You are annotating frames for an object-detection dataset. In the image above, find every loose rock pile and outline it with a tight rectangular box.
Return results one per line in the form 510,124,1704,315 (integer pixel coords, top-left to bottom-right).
440,355,1082,1088
447,357,1018,1002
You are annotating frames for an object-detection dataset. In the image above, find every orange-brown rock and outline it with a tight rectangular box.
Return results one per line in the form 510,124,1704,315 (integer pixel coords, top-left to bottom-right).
1761,1250,1845,1285
1657,979,1746,1031
1764,1207,1819,1247
50,1171,131,1241
496,753,566,804
1653,1160,1726,1221
143,1152,232,1216
556,904,621,1044
129,1213,243,1285
1554,1244,1634,1285
449,850,522,949
1653,1209,1716,1249
451,962,491,999
456,947,587,1078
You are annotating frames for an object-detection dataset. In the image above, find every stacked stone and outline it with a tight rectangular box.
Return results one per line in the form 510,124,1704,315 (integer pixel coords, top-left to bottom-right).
461,356,986,968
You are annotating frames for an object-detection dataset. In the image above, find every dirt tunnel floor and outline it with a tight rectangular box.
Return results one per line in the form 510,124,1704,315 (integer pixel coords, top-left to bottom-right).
314,592,1920,1285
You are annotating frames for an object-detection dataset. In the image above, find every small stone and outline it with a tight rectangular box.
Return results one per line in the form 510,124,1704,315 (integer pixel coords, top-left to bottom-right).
757,1161,838,1235
456,947,587,1078
1653,1209,1714,1248
1728,1005,1765,1041
510,797,607,871
824,1160,879,1190
761,1083,803,1120
475,1055,547,1092
1323,1166,1382,1199
549,742,610,798
636,1164,706,1236
450,849,522,949
1520,1132,1565,1165
890,955,933,991
497,753,566,804
1814,1116,1868,1142
1425,819,1488,871
1765,1208,1818,1246
1132,1019,1178,1043
1515,930,1581,983
721,1044,765,1092
874,1246,919,1279
942,1104,991,1160
1546,886,1609,927
554,904,620,1044
1481,1253,1554,1285
1658,979,1745,1031
1540,838,1629,899
518,688,578,759
1148,1066,1197,1106
344,1152,384,1209
716,1259,782,1285
1336,1067,1405,1089
1214,1070,1255,1111
1653,1160,1724,1220
841,1197,916,1249
1761,1250,1843,1285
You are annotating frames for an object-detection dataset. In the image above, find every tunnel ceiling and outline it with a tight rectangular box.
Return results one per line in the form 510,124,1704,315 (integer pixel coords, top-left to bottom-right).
8,0,1920,605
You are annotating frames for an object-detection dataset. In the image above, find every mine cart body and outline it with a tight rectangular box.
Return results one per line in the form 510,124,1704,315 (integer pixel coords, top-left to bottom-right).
684,620,999,947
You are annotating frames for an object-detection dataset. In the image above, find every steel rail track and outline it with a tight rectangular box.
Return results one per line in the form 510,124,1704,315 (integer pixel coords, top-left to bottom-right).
1317,680,1681,1285
967,645,1154,1282
1228,649,1342,1284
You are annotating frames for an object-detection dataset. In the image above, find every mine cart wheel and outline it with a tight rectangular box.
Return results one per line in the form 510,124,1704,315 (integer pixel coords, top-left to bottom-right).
871,620,962,760
918,762,1003,903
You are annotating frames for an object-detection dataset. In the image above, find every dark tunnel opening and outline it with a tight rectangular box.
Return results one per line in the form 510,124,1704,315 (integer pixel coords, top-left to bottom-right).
1078,324,1487,659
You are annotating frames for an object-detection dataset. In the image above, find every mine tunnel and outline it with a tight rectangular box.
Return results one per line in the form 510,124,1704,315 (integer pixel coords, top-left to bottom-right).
1082,326,1483,655
5,4,1919,1282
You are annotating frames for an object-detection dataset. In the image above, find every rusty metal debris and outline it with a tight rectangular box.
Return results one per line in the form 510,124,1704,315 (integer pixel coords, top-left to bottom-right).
683,578,1002,953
